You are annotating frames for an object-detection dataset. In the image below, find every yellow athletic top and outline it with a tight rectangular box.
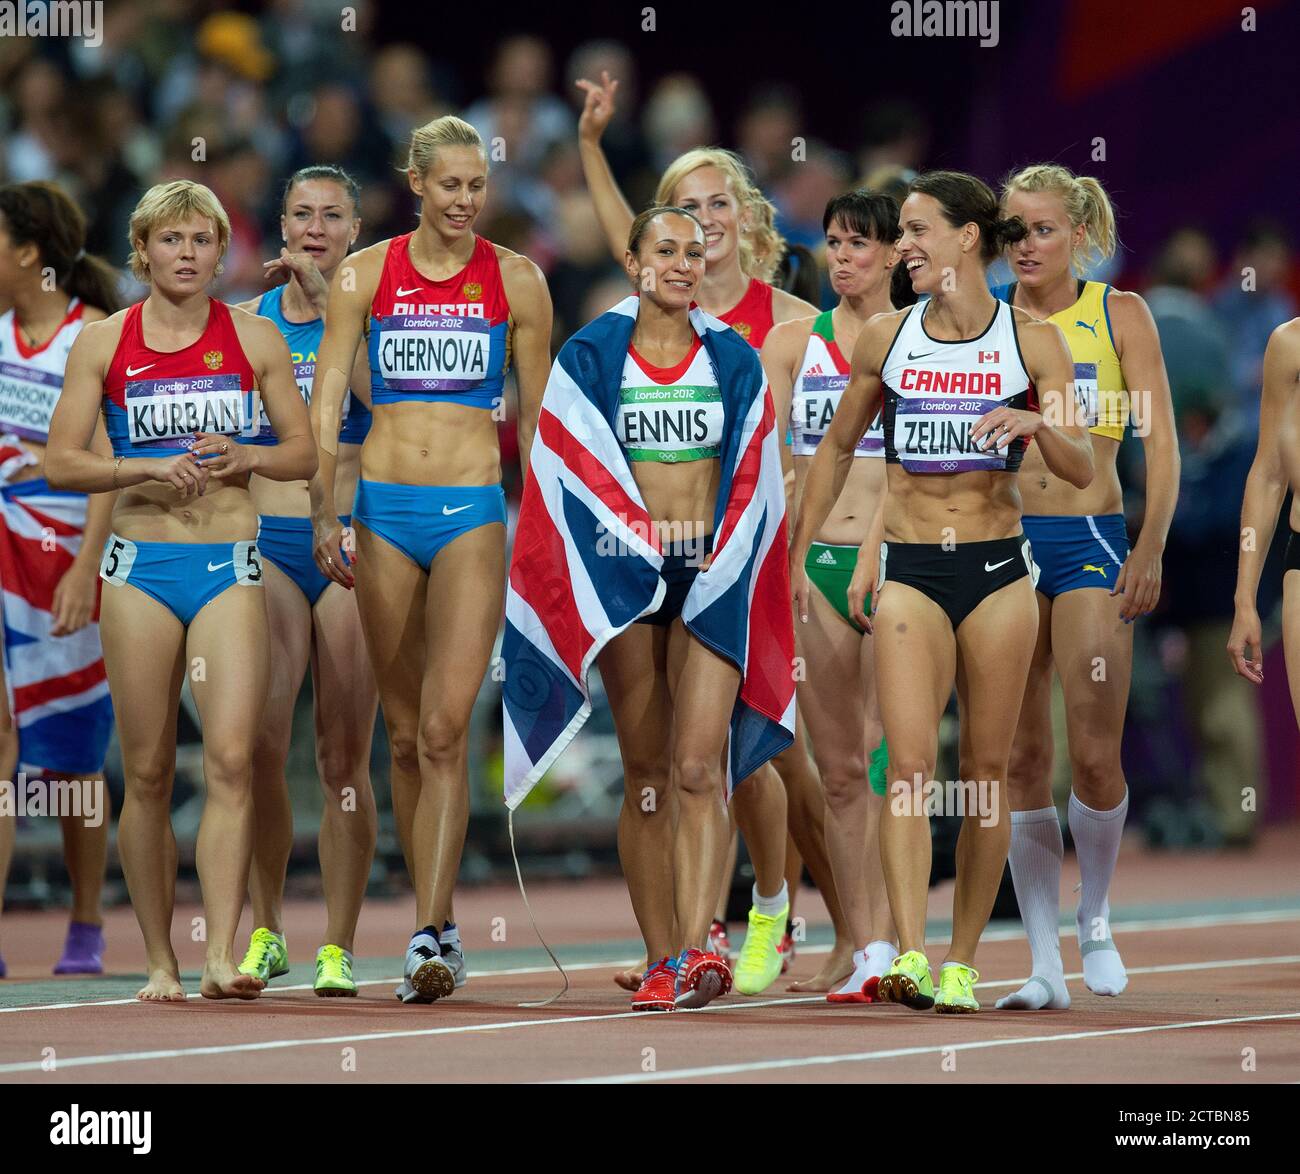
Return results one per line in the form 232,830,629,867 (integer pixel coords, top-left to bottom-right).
1049,279,1127,442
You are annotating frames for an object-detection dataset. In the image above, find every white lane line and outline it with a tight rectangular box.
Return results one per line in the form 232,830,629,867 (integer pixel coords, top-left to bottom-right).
1,952,1297,1075
3,906,1297,1016
558,1011,1300,1084
0,957,639,1014
0,992,818,1075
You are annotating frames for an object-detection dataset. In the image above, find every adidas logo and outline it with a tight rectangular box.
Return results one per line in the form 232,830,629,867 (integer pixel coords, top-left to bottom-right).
816,549,836,565
412,945,437,961
806,363,824,376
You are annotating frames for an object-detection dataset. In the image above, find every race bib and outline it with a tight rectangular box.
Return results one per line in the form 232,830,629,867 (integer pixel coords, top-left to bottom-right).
618,385,724,462
251,361,320,441
1072,361,1098,428
1021,536,1041,589
99,534,138,585
0,361,61,442
377,315,490,391
125,374,250,448
293,359,315,405
894,395,1010,473
793,374,881,456
233,539,263,586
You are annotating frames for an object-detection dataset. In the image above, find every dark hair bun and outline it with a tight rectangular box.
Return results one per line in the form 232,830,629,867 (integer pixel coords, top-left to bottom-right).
995,215,1029,247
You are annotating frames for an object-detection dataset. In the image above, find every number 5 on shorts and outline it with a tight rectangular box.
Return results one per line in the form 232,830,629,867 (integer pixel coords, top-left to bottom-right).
100,535,137,585
235,539,263,586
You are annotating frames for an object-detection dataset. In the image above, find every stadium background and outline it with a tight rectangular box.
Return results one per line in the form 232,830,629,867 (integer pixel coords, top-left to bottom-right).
2,0,1297,912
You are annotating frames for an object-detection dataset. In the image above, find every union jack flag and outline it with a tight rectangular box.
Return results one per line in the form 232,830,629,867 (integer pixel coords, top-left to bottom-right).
502,297,795,809
0,436,113,776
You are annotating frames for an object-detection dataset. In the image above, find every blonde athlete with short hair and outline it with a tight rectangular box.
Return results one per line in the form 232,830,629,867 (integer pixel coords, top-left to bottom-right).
46,180,316,1001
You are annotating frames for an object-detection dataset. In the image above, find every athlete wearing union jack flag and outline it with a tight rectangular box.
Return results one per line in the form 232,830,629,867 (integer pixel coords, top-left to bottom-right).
503,206,795,1012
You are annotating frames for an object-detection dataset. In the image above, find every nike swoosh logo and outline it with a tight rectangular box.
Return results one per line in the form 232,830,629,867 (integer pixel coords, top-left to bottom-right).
907,350,934,360
395,286,424,298
984,558,1013,572
206,560,233,572
442,504,473,516
126,364,156,377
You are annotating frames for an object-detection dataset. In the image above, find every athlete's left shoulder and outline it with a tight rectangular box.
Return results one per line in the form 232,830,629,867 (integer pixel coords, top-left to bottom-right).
1100,286,1150,318
1008,301,1051,332
1099,287,1156,346
1011,305,1069,356
770,286,818,324
761,313,816,359
492,243,550,304
228,301,290,355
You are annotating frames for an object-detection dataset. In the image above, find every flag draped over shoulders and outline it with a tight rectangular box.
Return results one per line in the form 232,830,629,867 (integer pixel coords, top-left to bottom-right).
502,295,795,810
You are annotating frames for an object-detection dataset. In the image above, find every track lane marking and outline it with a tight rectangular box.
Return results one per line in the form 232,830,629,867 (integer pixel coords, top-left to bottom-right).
4,906,1296,1015
558,1011,1300,1083
1,952,1297,1074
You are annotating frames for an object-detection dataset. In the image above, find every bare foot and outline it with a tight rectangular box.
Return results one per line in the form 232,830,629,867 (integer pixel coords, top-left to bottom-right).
200,961,265,1001
614,958,647,992
787,947,855,992
136,968,186,1002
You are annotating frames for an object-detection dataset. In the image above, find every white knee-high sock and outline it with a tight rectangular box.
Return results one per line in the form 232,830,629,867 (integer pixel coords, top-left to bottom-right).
996,807,1069,1010
1070,788,1128,996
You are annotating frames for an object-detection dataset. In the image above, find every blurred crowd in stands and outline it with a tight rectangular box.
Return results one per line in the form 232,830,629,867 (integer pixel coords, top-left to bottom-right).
3,1,1297,843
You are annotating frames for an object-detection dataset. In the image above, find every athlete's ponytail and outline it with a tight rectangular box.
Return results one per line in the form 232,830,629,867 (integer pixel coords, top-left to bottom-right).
1001,163,1119,270
890,258,918,308
0,181,120,313
774,243,820,304
993,214,1030,251
66,251,121,316
908,170,1023,264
